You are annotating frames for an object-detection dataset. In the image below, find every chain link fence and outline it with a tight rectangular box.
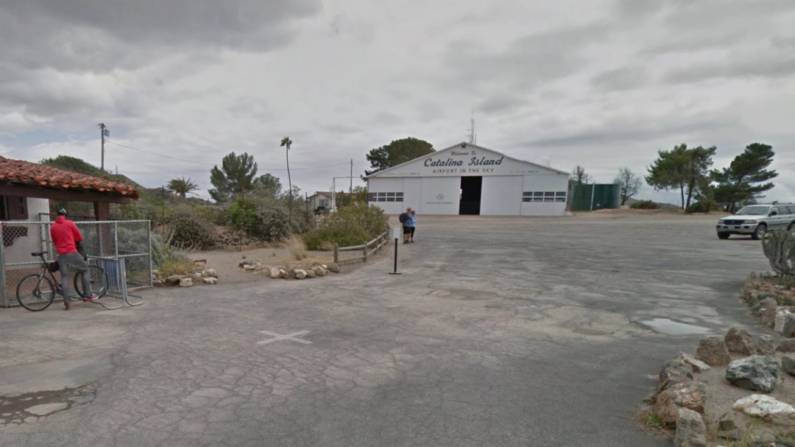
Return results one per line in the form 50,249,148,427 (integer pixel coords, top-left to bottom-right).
0,219,152,307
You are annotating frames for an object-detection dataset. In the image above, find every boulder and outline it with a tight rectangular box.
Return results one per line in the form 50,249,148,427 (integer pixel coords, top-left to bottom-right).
268,268,281,279
746,289,761,305
238,261,251,268
782,355,795,377
166,275,183,285
191,272,203,282
294,269,307,280
725,355,778,392
784,314,795,338
696,337,731,367
760,307,777,328
674,408,707,447
326,263,340,273
676,353,711,373
654,381,706,425
202,277,217,285
755,334,777,356
659,359,694,392
775,309,793,333
280,269,290,279
732,394,795,426
753,297,778,315
305,269,316,279
313,266,327,277
725,328,755,355
204,268,218,278
243,264,257,271
778,339,795,353
179,278,193,287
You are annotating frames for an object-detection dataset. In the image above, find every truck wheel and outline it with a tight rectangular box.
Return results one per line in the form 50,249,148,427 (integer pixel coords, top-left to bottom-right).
717,233,730,240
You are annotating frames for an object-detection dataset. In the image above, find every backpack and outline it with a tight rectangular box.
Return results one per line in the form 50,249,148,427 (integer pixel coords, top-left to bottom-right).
399,213,408,224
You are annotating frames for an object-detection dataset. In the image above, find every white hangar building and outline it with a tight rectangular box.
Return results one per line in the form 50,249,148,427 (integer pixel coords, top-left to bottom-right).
366,142,570,216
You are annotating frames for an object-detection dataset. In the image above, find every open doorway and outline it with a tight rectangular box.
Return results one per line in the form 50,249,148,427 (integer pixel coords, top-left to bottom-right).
459,176,482,215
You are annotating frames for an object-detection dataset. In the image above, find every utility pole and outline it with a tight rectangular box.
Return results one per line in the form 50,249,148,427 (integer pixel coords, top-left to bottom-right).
98,123,109,172
350,159,353,194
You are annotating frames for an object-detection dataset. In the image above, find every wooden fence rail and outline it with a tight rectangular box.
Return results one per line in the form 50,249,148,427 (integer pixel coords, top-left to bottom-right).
333,230,390,265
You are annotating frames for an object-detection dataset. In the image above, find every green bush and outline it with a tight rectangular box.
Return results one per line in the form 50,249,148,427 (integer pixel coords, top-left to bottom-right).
167,206,216,249
630,200,661,210
303,203,389,250
685,200,721,214
225,198,291,243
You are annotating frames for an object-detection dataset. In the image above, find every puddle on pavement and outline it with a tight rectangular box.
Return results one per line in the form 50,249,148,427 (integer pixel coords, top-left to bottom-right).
638,318,711,335
0,383,96,426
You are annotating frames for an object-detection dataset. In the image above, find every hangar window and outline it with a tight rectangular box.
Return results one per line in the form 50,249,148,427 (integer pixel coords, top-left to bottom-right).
522,191,568,203
369,192,403,202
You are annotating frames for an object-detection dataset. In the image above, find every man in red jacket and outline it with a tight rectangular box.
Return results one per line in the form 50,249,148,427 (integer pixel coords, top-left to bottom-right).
50,208,98,310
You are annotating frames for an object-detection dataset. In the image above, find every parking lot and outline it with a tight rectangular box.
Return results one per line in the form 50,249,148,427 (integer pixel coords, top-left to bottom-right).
0,212,770,446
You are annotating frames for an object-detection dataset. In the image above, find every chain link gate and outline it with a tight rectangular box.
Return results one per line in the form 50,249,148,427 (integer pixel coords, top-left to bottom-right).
0,220,152,308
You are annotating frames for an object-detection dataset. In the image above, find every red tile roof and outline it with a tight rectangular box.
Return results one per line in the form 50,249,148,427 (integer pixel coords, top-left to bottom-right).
0,157,139,200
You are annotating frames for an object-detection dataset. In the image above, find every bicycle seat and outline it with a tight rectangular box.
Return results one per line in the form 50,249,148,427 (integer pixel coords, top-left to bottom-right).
31,252,46,256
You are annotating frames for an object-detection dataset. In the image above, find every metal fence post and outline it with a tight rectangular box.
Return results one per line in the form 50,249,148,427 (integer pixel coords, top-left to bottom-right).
333,243,339,264
0,222,7,308
147,220,153,287
114,221,119,258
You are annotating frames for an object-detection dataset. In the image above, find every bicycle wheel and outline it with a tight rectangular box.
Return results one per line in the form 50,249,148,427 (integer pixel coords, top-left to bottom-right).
74,266,109,299
16,274,56,312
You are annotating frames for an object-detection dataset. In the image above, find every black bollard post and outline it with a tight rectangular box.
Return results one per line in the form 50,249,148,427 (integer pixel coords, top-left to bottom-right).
389,237,401,275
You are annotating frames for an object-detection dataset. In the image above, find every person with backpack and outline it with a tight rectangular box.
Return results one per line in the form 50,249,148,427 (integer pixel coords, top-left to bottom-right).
399,208,412,244
409,210,417,243
50,207,98,310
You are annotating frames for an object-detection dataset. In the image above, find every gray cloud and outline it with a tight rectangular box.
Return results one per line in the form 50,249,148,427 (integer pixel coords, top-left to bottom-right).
478,94,526,115
665,54,795,84
590,67,648,91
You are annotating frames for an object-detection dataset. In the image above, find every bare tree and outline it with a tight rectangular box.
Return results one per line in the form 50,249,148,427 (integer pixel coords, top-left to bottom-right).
570,165,592,185
615,167,642,205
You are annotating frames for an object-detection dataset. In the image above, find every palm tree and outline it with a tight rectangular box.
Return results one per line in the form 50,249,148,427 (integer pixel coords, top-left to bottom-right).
280,137,293,224
167,177,199,199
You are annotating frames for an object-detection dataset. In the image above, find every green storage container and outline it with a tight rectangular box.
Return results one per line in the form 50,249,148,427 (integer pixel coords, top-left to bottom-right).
569,184,620,211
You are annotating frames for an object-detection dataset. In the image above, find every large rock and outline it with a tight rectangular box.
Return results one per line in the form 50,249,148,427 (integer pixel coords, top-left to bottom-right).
760,307,778,328
732,394,795,426
654,381,706,425
305,269,316,279
659,359,694,393
293,269,307,280
179,278,193,287
674,408,707,447
782,355,795,377
725,327,755,355
696,337,731,366
313,266,327,277
775,309,793,333
725,355,778,392
755,334,776,356
717,413,740,441
204,268,218,278
202,277,217,285
783,314,795,338
268,268,281,279
778,339,795,353
676,353,711,373
166,275,183,285
326,263,340,273
753,297,778,315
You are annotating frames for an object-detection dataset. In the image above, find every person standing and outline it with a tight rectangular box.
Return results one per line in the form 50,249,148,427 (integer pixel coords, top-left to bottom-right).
50,208,98,311
409,210,417,243
399,207,412,244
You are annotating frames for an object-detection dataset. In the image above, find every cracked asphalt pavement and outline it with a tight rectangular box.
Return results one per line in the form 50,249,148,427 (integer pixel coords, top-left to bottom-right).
0,213,769,446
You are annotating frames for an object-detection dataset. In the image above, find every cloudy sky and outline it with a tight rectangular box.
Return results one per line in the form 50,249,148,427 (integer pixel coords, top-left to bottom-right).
1,0,794,204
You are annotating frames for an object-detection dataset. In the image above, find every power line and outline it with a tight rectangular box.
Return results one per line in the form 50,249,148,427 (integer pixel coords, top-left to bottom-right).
106,140,352,171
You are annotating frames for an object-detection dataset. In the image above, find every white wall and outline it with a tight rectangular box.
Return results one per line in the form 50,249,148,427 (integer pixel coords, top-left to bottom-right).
368,178,406,215
404,178,422,214
481,176,522,216
4,198,51,265
420,177,460,215
520,174,569,216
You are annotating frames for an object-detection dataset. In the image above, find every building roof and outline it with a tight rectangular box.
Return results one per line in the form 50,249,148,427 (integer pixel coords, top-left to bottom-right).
0,156,140,200
309,191,332,198
365,142,569,178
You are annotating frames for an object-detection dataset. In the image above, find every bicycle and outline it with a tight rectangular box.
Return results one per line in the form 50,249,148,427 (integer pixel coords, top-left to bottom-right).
16,252,109,312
